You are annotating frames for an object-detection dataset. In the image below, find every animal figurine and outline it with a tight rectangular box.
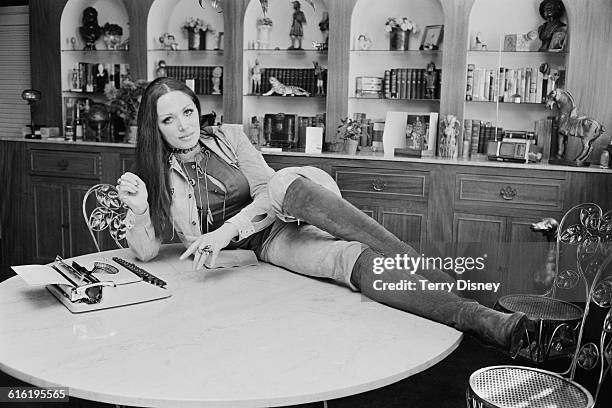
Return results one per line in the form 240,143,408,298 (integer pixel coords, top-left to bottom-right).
263,77,310,96
546,88,606,165
530,217,559,293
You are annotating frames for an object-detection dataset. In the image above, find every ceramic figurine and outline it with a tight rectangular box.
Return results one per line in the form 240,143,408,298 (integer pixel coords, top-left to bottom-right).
546,88,606,165
538,0,567,51
102,23,123,50
79,7,102,50
94,63,108,92
425,61,437,99
211,66,222,95
155,60,168,78
289,1,306,50
313,61,326,96
251,59,262,94
159,33,179,50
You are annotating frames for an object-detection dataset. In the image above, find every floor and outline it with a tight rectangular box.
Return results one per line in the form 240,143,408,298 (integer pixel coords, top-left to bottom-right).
1,265,609,407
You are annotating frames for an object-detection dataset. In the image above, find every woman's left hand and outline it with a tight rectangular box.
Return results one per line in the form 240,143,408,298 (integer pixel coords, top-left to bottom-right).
179,223,239,270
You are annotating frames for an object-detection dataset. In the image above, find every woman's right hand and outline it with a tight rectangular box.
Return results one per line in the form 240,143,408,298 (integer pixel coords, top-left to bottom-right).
116,172,149,215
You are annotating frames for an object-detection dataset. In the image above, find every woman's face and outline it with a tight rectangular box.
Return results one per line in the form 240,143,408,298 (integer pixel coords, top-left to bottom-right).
156,90,200,149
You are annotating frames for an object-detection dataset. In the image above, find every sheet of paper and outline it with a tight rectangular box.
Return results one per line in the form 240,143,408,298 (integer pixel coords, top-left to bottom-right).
382,111,408,158
74,253,142,285
12,265,74,286
305,127,323,154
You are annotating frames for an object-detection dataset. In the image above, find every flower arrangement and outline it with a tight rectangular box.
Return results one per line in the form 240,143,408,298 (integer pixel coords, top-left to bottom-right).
384,17,418,33
256,16,273,27
105,78,149,125
337,117,363,141
183,17,208,33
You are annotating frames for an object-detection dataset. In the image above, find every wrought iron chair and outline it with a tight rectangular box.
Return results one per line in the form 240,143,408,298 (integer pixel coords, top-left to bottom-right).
467,203,612,407
82,183,128,251
495,215,584,364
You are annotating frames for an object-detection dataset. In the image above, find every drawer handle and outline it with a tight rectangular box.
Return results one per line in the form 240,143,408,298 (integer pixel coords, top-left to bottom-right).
499,186,517,200
57,159,69,171
372,178,387,192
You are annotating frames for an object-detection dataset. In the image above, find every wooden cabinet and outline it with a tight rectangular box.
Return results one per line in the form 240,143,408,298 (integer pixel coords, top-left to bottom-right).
7,142,611,307
333,166,429,251
29,178,100,263
24,145,119,263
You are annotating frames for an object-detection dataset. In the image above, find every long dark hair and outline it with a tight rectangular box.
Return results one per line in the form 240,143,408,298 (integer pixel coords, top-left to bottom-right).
134,77,201,239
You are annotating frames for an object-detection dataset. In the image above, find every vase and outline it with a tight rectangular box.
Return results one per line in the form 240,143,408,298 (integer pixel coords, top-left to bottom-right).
389,28,410,51
127,125,138,144
344,139,359,155
188,29,206,50
256,25,272,49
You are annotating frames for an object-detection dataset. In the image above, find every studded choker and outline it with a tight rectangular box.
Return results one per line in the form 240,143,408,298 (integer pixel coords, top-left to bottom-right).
169,143,200,154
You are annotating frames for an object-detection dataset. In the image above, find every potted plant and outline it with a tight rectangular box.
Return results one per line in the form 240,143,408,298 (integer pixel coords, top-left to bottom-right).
384,17,419,50
183,17,208,50
337,117,362,155
105,78,148,143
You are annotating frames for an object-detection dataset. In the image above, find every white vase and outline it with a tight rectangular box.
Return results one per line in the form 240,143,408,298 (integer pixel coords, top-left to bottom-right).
127,125,138,144
256,25,272,49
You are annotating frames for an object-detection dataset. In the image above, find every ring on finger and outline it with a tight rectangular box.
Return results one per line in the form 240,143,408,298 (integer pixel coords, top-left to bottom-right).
197,245,212,254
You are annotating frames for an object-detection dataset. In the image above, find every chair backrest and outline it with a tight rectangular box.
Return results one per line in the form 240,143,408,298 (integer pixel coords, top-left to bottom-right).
551,203,611,400
82,183,128,251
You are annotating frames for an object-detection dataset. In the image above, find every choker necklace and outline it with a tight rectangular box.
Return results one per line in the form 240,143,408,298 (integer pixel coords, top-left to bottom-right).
169,143,199,154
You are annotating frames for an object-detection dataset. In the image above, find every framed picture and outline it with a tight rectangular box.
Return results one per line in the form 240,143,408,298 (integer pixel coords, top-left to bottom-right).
405,112,439,157
420,25,444,50
548,31,567,52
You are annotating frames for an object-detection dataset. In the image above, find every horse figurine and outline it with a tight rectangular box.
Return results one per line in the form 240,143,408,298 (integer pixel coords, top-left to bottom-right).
546,88,606,165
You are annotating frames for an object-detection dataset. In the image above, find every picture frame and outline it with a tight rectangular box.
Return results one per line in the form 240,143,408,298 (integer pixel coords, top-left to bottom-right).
405,112,439,157
548,31,567,52
420,25,444,50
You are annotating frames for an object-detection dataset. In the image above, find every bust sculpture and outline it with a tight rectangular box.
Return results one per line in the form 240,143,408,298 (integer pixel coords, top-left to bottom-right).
79,7,102,50
537,0,567,51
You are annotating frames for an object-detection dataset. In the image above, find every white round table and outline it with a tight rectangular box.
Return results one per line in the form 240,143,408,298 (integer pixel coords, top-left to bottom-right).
0,245,462,407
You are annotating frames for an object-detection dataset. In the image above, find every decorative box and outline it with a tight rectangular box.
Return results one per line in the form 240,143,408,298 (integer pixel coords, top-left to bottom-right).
503,34,530,51
355,76,383,98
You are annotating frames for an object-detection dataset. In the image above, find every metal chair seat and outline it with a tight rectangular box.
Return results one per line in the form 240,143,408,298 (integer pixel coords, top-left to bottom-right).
496,294,583,322
496,294,584,363
467,365,593,408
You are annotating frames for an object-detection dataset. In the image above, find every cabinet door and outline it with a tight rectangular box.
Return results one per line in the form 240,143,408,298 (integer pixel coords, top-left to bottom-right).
506,216,554,296
380,206,426,252
31,181,66,263
453,212,506,307
66,183,101,257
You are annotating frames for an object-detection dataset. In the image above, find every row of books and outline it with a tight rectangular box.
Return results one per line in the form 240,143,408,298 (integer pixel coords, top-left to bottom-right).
69,63,130,93
384,68,442,100
166,65,222,95
257,68,327,96
458,117,556,159
466,64,566,103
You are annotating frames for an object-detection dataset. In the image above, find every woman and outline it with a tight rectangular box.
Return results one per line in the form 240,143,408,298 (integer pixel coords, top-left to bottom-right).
117,77,527,354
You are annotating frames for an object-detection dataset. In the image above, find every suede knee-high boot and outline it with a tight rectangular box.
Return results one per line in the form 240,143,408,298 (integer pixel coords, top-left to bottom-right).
282,176,455,285
351,248,528,355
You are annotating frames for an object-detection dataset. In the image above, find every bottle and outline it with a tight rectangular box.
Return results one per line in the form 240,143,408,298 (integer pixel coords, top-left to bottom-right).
74,106,83,141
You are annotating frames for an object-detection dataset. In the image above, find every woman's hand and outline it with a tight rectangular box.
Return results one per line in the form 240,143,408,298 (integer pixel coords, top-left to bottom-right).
180,223,239,270
116,172,149,215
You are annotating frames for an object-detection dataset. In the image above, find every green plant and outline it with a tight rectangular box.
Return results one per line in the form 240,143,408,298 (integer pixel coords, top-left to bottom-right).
105,78,148,125
337,117,362,141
